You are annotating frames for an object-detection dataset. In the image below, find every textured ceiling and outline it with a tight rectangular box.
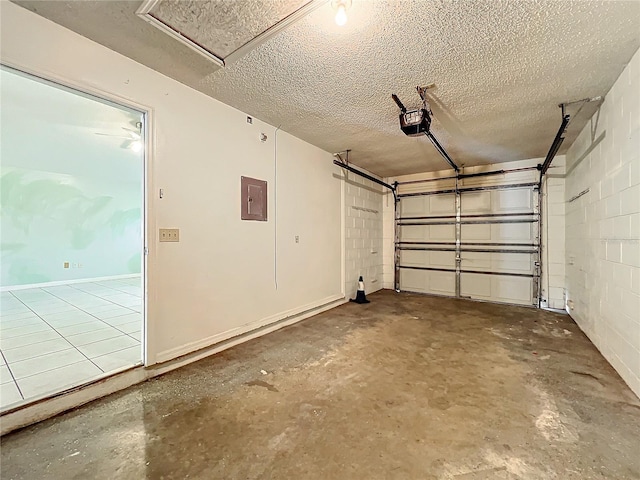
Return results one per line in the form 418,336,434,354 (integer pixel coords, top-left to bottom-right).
11,1,223,91
12,0,640,176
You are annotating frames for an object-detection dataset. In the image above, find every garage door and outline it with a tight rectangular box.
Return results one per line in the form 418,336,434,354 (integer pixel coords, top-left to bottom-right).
396,178,541,306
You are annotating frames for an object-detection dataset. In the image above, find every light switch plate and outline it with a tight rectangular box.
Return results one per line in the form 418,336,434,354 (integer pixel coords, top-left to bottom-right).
159,228,180,242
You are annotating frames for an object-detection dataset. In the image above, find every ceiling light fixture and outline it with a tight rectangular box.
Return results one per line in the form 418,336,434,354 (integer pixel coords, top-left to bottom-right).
130,140,142,153
332,0,352,26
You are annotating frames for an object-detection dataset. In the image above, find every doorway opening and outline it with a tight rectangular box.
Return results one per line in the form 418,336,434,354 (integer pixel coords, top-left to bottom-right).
0,66,146,411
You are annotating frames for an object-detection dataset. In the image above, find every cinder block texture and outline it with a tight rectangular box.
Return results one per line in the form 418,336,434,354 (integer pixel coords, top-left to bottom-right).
344,171,384,300
565,47,640,398
543,169,567,310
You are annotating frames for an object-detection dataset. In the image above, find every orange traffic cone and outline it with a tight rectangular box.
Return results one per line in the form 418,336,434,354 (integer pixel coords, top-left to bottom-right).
350,276,370,304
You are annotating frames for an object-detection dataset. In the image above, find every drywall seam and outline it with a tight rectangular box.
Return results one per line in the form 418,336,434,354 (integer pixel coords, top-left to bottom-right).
273,124,281,290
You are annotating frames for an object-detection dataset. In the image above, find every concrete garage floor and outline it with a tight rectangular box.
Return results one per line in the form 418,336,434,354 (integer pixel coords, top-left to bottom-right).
1,291,639,479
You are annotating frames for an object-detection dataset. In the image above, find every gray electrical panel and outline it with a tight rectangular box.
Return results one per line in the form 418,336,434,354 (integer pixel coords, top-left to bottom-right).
241,176,267,221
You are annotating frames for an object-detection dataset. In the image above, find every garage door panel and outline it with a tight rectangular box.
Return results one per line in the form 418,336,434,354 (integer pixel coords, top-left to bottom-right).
461,274,533,305
493,189,532,212
400,269,455,295
460,252,491,270
401,195,456,216
401,268,427,292
461,191,491,212
399,224,457,241
492,253,533,273
429,194,456,214
430,224,455,240
493,277,533,304
461,224,491,240
490,223,535,242
399,225,428,241
430,272,456,294
400,251,455,268
430,251,455,267
461,223,535,243
460,274,492,296
461,252,534,274
400,250,428,266
400,197,428,216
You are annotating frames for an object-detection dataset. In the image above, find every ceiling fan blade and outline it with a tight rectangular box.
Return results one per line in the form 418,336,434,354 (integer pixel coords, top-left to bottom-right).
122,127,141,139
95,132,131,139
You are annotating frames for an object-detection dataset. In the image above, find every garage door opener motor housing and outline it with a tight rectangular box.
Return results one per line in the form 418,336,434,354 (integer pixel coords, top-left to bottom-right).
392,85,433,137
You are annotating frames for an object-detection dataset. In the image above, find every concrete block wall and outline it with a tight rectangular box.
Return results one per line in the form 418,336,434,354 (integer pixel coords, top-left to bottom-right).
344,170,384,300
541,156,566,310
565,47,640,397
382,189,395,290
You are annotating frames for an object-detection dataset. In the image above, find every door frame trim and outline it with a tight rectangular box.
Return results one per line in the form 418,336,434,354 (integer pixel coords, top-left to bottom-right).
0,61,153,366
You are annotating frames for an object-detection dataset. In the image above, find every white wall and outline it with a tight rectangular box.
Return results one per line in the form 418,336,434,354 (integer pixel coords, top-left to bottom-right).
565,47,640,397
343,169,384,299
0,2,344,365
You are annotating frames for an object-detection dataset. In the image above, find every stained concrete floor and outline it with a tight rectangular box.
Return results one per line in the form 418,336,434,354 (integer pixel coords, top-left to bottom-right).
1,291,640,479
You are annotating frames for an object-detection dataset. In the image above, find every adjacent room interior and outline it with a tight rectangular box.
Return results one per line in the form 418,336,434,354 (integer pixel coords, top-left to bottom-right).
0,67,145,409
0,0,638,478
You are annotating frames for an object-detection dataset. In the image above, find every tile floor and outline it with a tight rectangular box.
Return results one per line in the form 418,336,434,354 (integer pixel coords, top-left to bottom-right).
0,276,143,411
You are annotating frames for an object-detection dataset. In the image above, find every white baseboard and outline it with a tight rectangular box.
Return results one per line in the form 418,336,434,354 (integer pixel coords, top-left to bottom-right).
1,274,141,292
155,293,345,363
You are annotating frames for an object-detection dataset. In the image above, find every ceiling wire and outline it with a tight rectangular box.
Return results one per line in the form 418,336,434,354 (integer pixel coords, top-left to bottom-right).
274,125,281,290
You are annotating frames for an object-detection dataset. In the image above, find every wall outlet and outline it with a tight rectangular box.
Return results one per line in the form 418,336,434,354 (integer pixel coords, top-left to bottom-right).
295,235,300,243
159,228,180,242
63,262,69,269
